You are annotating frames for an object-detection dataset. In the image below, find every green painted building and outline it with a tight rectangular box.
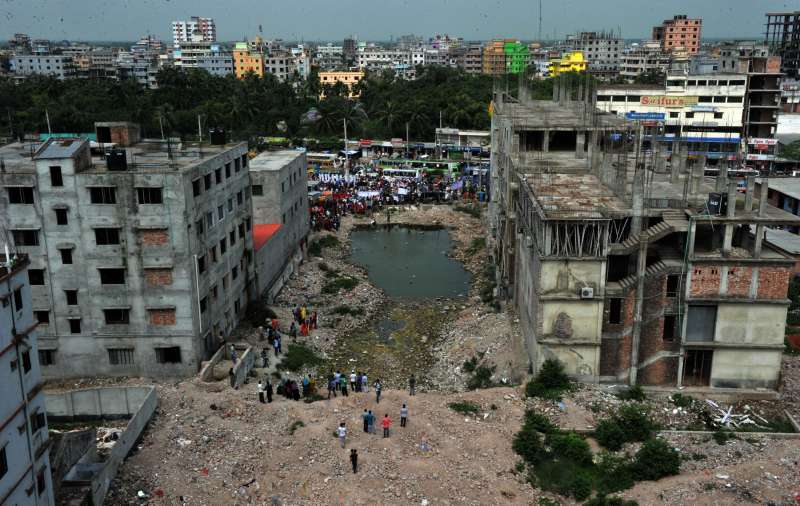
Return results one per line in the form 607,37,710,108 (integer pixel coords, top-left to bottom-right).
503,41,529,74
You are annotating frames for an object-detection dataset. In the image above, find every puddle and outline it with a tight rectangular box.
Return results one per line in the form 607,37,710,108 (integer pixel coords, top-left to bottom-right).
326,226,472,385
349,225,471,299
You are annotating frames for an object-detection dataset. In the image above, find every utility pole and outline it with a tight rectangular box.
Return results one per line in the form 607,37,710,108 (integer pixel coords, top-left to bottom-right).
158,114,165,140
343,118,349,178
45,108,52,135
197,114,203,143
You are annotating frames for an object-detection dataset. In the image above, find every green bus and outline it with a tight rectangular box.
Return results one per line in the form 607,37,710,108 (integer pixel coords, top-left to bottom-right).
377,158,461,177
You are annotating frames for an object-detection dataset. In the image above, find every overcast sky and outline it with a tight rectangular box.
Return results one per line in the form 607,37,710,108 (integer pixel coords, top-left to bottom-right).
1,0,799,42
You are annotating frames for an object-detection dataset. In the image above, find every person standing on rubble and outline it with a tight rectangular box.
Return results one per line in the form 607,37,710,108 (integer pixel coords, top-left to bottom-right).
257,381,266,403
340,374,349,397
260,348,268,368
350,449,358,473
381,414,392,438
374,379,382,403
349,370,357,392
367,410,375,434
400,403,409,427
228,367,236,389
266,379,273,403
409,374,416,395
362,409,369,432
338,422,347,448
328,376,337,399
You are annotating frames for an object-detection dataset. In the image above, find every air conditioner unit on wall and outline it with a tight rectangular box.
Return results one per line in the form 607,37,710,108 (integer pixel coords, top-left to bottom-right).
580,286,594,299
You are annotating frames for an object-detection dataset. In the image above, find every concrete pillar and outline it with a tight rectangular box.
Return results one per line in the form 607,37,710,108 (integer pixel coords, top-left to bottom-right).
715,164,728,193
670,142,683,184
576,131,586,159
690,155,706,201
542,130,550,153
722,180,738,256
630,168,645,234
754,224,764,258
588,129,597,162
758,177,769,217
686,220,697,257
629,237,649,386
745,175,756,212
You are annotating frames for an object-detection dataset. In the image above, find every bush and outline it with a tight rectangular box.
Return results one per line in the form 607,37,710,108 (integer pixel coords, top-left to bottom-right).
595,404,657,451
523,410,558,434
321,276,358,294
308,235,340,257
631,439,681,481
532,460,594,501
463,356,479,373
277,344,324,372
670,393,695,408
595,419,627,452
448,400,480,416
584,495,639,506
525,359,572,400
513,424,546,464
595,452,635,494
467,363,496,390
466,237,486,255
288,420,305,435
616,385,646,402
712,429,736,445
547,432,593,466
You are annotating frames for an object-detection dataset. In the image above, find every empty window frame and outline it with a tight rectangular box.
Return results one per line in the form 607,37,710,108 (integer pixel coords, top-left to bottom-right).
108,348,135,365
89,186,116,204
136,187,163,204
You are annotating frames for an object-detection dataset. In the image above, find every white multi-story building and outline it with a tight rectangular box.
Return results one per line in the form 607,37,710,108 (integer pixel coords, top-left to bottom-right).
0,253,55,506
597,73,747,164
567,31,622,79
172,16,216,48
11,53,75,80
173,41,217,68
620,41,672,80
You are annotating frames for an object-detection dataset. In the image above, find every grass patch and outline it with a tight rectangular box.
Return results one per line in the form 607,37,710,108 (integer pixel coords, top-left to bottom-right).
288,420,305,435
448,400,481,416
321,275,359,294
277,344,324,372
454,204,481,218
525,359,572,401
466,237,486,255
308,235,340,256
331,305,364,317
303,393,326,404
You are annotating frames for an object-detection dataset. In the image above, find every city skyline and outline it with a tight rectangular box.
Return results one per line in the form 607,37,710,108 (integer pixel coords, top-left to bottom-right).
0,0,791,43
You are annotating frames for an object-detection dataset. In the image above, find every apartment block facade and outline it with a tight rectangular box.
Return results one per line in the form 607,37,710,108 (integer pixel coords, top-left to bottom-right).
652,15,702,55
0,255,54,506
0,123,254,378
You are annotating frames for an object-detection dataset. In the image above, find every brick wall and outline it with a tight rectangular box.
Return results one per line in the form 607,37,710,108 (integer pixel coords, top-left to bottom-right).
757,266,792,299
637,275,680,386
139,229,169,246
690,266,720,297
149,308,176,326
144,268,173,287
726,266,752,297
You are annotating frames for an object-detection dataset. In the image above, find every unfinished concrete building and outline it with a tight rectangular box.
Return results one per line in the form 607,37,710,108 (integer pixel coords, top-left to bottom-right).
490,76,798,392
0,123,254,378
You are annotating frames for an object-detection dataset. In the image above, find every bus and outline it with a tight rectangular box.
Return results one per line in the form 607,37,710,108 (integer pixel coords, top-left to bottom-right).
307,152,338,172
377,158,460,177
381,168,420,178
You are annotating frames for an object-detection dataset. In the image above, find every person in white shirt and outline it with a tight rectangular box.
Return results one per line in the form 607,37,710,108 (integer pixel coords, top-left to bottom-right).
337,422,347,448
257,381,265,404
349,370,357,391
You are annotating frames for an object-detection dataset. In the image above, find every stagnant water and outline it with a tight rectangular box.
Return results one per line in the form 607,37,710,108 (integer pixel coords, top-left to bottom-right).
326,225,472,386
349,225,471,299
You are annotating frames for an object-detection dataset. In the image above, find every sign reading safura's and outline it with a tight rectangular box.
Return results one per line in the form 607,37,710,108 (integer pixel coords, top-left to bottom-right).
640,95,699,107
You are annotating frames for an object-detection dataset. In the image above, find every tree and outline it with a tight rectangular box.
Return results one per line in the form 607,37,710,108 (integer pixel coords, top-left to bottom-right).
781,140,800,161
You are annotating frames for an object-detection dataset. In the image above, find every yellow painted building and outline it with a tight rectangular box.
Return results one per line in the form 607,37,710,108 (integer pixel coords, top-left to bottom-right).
233,42,264,79
548,51,587,76
318,70,365,98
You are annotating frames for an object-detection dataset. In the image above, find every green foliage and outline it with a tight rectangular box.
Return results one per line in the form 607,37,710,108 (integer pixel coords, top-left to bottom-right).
454,204,481,218
531,461,594,501
309,235,340,257
631,439,681,481
467,363,496,390
321,276,358,294
513,423,546,464
584,495,639,506
466,237,487,255
448,400,481,416
712,429,736,445
288,420,305,434
782,140,800,161
670,393,696,408
538,497,560,506
547,432,593,466
616,385,646,402
463,356,479,373
277,344,324,372
595,404,658,451
523,410,558,434
595,452,635,495
525,359,572,400
331,305,364,317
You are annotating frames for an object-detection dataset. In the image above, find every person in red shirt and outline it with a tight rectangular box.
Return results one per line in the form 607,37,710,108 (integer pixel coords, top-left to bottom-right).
381,414,392,438
271,318,278,331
